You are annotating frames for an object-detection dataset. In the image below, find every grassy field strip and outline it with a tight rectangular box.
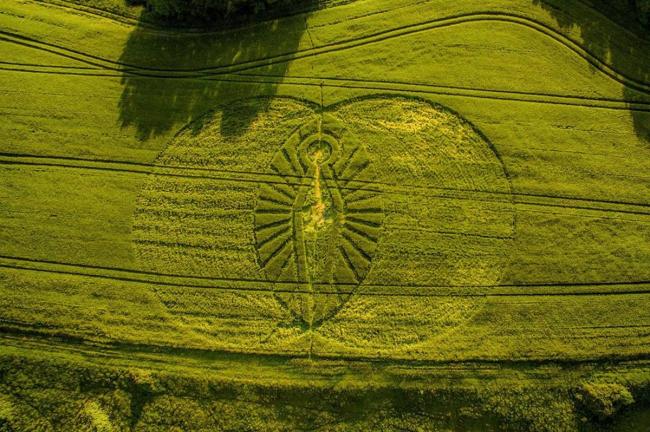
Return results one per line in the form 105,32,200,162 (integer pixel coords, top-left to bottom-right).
2,57,648,112
307,0,649,55
2,250,650,360
0,318,305,360
2,153,649,219
0,336,320,385
5,333,639,383
2,255,649,297
255,76,650,112
0,39,94,68
29,0,650,53
3,25,648,109
2,11,649,94
0,33,106,68
237,74,650,110
0,66,121,78
4,0,649,113
317,296,650,361
5,79,644,211
275,12,650,95
3,289,650,364
19,0,650,97
0,61,98,70
4,285,650,363
511,208,650,227
0,263,298,354
3,65,646,113
0,331,644,376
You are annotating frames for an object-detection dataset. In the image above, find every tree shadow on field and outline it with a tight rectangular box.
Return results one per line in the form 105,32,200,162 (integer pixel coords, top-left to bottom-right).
117,8,315,141
532,0,650,141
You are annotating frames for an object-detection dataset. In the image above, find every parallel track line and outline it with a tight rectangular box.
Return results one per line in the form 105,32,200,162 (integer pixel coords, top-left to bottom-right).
2,155,649,217
1,257,650,296
2,11,649,93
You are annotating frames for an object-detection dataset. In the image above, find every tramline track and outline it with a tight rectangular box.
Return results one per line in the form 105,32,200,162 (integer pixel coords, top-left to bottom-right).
1,255,650,297
2,153,649,218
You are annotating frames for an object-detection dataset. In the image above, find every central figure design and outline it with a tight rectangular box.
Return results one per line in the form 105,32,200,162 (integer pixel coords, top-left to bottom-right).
296,136,342,289
254,114,384,329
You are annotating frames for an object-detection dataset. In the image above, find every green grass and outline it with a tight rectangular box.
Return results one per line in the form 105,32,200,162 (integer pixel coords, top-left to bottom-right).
1,0,650,430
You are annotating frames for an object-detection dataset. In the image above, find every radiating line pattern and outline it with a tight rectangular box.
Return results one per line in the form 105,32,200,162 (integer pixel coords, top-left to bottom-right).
254,114,384,326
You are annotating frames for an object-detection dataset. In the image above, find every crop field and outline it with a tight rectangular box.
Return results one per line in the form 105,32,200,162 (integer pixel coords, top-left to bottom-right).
1,0,650,430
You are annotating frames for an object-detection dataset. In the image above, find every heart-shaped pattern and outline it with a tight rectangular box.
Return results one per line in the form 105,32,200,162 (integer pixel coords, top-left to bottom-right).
132,95,514,351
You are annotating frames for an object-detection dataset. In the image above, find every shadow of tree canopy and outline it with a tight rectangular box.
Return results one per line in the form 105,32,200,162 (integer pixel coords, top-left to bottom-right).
118,1,650,142
118,9,313,141
533,0,650,141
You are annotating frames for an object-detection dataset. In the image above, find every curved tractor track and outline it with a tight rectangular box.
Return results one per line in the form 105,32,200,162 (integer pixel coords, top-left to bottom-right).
1,10,650,93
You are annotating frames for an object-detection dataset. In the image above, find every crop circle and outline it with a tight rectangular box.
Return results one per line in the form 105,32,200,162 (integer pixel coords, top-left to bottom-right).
132,95,515,356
